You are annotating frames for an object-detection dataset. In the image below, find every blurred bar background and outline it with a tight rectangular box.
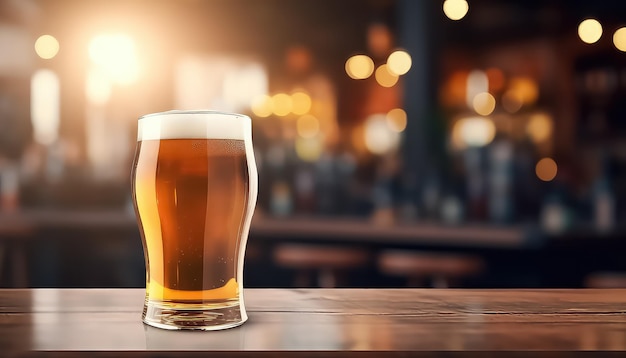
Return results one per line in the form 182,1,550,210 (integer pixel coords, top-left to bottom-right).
0,0,625,289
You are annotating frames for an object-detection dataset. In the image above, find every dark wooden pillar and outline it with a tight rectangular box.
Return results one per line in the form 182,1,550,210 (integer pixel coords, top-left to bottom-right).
397,0,445,207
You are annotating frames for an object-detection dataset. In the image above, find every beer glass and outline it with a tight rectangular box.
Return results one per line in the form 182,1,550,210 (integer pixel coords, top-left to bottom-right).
131,110,258,330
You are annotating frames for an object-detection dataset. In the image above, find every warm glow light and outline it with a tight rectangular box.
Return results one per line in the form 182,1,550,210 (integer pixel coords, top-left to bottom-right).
472,92,496,116
506,77,539,106
578,19,603,44
443,0,469,21
291,92,312,115
367,23,393,57
486,68,505,92
375,64,399,87
272,93,292,116
251,94,273,117
386,108,407,132
86,67,112,106
387,50,412,76
364,114,401,154
175,57,268,112
88,34,138,85
296,114,320,138
454,116,496,147
527,113,553,143
466,70,488,108
223,63,268,112
31,69,60,145
536,158,558,181
295,136,324,162
345,55,375,80
613,27,626,52
502,90,523,113
34,34,59,59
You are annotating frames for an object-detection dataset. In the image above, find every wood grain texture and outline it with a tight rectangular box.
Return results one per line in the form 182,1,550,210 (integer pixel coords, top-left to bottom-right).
1,289,626,355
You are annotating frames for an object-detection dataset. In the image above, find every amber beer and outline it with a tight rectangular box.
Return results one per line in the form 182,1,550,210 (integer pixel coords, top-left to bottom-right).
132,110,257,330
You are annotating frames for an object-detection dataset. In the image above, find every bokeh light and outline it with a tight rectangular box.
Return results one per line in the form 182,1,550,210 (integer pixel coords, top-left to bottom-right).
454,116,496,147
88,34,139,85
272,93,293,116
375,64,399,87
296,114,320,138
526,113,553,143
536,158,558,181
578,19,602,44
466,70,488,107
291,92,312,115
251,94,273,118
364,114,401,154
508,77,539,105
613,27,626,52
345,55,375,80
295,136,324,162
31,69,60,145
443,0,469,21
34,34,59,60
386,108,407,132
472,92,496,116
387,50,412,76
86,67,112,106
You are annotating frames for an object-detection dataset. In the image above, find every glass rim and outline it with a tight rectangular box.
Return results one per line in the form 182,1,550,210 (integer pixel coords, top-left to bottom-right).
139,110,248,121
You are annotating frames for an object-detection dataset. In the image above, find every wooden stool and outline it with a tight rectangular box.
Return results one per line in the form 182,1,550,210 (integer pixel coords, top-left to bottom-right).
273,244,369,288
378,250,484,288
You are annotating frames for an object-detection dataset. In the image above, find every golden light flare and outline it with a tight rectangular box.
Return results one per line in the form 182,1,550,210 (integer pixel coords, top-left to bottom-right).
578,19,603,44
375,64,399,87
472,92,496,116
251,95,273,118
364,114,401,154
466,70,488,107
453,116,496,147
291,92,312,115
88,33,139,85
386,108,407,132
526,113,553,143
296,114,320,138
295,136,324,162
443,0,469,21
613,27,626,52
536,158,558,181
508,77,539,105
387,50,412,76
34,35,59,60
345,55,375,80
271,93,292,116
31,69,60,145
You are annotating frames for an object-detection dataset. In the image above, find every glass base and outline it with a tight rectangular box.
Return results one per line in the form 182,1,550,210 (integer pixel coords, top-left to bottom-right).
142,299,246,331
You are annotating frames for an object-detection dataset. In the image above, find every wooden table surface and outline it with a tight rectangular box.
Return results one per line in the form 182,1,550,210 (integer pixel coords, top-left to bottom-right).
1,289,626,356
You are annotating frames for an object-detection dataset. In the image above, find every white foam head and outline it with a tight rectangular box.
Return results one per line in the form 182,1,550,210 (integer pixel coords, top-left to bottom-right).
137,110,251,141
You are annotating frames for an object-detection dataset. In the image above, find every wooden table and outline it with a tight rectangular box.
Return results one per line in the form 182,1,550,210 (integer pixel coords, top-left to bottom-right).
2,289,626,356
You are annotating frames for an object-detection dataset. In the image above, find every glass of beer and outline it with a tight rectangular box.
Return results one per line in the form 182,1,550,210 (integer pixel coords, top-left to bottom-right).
131,110,258,330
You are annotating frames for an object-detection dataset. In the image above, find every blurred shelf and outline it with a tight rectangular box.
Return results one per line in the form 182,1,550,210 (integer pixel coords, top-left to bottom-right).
251,216,530,249
0,209,137,234
0,209,532,248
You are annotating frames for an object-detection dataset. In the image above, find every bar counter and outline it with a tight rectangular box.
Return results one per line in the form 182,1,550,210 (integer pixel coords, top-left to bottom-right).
2,289,626,356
